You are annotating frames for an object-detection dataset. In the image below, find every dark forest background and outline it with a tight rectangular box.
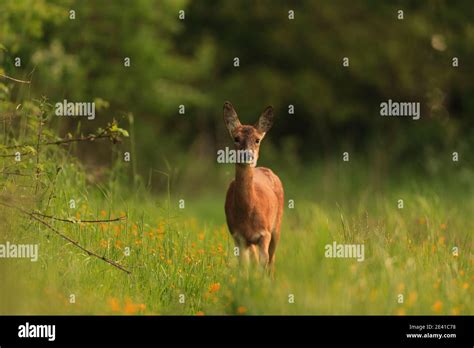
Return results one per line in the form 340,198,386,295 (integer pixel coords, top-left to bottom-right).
1,0,473,317
1,0,473,186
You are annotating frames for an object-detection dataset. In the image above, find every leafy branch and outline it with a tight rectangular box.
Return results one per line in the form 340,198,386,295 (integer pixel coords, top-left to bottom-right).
3,119,129,150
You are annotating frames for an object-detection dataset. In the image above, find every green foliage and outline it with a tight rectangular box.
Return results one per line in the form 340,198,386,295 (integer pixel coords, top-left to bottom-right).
1,0,473,173
0,0,472,316
1,134,472,314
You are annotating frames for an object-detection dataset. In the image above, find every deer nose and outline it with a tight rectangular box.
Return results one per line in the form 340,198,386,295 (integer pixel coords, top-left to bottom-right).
242,139,252,149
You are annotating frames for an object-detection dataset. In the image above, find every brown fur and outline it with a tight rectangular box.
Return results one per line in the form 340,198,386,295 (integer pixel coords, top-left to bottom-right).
223,102,284,273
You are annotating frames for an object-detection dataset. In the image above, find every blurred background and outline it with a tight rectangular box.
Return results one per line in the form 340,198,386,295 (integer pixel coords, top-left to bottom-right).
1,0,473,192
1,0,473,316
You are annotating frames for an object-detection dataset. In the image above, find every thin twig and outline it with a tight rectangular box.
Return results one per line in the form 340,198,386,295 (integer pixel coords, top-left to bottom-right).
0,73,31,84
0,201,131,274
35,110,43,194
0,171,31,176
0,151,32,158
31,211,127,223
42,134,109,146
45,167,62,210
4,133,110,149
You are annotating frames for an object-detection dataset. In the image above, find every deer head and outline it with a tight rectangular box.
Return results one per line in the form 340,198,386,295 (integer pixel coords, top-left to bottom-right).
223,101,274,167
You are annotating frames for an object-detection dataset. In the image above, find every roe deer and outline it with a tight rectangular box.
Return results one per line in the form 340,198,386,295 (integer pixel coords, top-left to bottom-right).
223,101,284,273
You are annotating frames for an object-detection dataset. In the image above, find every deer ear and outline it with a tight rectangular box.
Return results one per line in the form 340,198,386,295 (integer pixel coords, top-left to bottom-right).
255,106,274,134
223,101,241,136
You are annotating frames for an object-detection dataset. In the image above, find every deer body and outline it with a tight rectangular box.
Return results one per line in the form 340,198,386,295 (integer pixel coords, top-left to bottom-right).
223,102,284,270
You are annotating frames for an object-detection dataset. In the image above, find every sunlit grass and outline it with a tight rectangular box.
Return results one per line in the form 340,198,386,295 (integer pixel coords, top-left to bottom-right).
1,161,472,315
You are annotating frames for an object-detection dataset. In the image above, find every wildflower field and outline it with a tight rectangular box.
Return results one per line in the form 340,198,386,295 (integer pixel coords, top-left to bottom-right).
0,97,472,316
0,0,473,317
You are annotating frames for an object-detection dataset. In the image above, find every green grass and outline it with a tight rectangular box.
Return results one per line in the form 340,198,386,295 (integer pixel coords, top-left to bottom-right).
0,106,472,316
1,159,472,315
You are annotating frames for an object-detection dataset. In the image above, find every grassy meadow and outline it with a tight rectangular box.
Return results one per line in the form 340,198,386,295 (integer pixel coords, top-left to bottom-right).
0,109,472,316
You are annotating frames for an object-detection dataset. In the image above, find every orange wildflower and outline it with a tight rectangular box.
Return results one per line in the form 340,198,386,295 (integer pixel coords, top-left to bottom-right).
396,308,406,316
209,283,221,293
438,236,445,246
407,291,417,306
397,283,405,292
157,224,164,234
237,306,247,314
124,298,143,315
108,298,120,312
432,300,443,313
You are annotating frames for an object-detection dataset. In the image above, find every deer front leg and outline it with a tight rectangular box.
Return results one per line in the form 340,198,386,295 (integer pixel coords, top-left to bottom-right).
249,244,259,264
233,236,252,278
258,232,272,269
233,234,250,267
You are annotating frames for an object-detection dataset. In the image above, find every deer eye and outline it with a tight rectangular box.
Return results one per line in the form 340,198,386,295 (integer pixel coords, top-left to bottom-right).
255,138,260,144
234,137,240,143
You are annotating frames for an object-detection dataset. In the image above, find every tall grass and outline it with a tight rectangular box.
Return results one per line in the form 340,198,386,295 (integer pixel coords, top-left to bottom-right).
0,96,472,315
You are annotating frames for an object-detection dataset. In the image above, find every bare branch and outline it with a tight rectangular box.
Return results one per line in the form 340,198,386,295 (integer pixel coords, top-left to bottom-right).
0,151,32,158
4,133,110,149
0,73,31,84
31,211,127,223
0,171,31,176
0,201,131,275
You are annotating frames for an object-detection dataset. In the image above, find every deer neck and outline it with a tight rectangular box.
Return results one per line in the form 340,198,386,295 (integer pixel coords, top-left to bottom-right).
234,164,256,212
